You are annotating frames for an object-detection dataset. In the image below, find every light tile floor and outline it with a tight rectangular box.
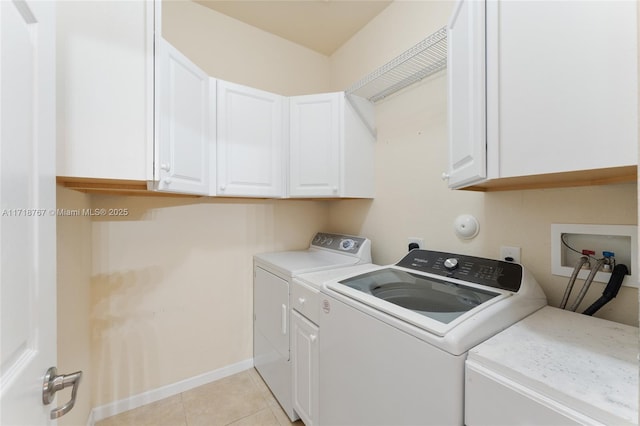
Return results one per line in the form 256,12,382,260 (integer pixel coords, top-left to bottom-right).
96,369,303,426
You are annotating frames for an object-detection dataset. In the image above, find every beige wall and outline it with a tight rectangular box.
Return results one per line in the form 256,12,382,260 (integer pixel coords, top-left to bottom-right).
162,0,331,96
330,1,453,91
87,196,328,406
57,187,93,426
57,191,328,411
326,0,638,326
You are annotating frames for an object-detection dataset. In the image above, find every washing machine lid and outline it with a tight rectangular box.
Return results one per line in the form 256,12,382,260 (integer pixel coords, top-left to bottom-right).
296,264,384,291
340,268,502,322
327,267,511,336
254,248,364,277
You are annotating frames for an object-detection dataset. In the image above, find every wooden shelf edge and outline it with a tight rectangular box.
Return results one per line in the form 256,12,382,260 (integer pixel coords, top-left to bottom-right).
462,166,637,192
56,176,201,197
55,177,363,200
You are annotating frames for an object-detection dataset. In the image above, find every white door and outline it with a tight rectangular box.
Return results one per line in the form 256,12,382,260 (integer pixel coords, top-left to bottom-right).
253,267,289,358
1,0,59,424
155,37,212,195
289,93,341,197
217,80,284,197
446,0,487,189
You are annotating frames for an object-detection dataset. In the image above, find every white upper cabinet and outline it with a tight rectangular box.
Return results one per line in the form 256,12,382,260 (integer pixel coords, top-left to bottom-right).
447,0,638,190
56,1,153,181
446,0,487,189
154,38,213,195
289,92,375,198
57,0,376,199
289,93,340,197
216,80,285,197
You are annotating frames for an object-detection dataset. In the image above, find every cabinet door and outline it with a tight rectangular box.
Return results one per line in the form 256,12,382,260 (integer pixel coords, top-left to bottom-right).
156,38,212,195
56,1,152,181
292,311,319,426
491,1,637,178
254,268,289,359
217,80,284,197
446,0,487,189
289,93,341,197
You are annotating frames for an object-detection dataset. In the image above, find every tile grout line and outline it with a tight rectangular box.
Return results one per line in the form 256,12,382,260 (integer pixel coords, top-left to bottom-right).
180,391,189,426
223,371,275,426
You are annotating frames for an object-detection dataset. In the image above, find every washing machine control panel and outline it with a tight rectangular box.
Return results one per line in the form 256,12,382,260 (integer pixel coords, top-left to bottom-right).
396,250,523,292
312,232,366,254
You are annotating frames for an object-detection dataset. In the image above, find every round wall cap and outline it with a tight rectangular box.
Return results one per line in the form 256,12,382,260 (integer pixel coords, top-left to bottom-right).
454,214,480,240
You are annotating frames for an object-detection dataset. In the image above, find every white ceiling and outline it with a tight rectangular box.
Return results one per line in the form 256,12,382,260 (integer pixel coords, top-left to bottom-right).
193,0,393,56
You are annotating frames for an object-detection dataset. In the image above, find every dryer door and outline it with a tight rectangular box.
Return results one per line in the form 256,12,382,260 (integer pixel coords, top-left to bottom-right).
254,267,289,359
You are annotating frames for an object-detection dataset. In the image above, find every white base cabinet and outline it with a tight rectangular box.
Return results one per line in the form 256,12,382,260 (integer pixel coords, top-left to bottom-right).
216,81,285,197
291,310,319,426
447,0,638,190
464,307,638,426
465,361,591,426
289,93,375,198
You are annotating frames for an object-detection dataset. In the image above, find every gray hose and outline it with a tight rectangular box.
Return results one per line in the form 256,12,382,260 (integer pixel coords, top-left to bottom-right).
569,258,607,312
560,256,588,309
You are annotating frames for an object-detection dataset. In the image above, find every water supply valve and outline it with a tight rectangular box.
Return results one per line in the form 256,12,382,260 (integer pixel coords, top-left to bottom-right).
581,250,595,269
602,251,615,272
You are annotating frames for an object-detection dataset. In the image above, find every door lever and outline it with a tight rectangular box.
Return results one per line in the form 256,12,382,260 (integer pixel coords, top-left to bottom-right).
42,366,82,419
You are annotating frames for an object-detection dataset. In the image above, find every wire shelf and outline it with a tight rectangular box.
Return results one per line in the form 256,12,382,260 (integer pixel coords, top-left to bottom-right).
346,26,447,102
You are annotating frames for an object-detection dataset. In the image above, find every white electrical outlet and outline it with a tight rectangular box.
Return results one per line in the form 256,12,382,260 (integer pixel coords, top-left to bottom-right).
408,237,424,250
500,246,521,263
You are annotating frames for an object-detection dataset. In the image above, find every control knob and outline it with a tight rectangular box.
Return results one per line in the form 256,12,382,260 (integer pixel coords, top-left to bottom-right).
444,258,459,270
340,239,356,251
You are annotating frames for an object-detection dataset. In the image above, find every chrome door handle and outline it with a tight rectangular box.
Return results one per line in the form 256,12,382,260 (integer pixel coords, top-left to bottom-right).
42,366,82,419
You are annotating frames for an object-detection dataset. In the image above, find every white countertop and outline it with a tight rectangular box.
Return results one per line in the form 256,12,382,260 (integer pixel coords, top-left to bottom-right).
467,306,639,425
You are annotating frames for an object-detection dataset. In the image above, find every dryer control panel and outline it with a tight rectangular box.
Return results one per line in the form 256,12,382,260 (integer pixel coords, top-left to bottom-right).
311,232,367,255
396,249,523,292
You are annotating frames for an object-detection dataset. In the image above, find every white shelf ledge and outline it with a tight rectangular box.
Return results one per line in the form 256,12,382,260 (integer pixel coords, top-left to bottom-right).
346,26,447,102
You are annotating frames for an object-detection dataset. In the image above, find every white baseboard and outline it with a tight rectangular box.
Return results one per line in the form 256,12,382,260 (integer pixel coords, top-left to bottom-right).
89,358,254,424
86,409,95,426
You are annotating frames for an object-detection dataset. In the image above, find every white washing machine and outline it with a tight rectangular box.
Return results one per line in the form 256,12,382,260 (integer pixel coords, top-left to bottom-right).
253,232,372,422
319,249,547,425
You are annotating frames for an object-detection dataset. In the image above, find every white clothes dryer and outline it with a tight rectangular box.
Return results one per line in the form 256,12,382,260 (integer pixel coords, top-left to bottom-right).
253,232,372,421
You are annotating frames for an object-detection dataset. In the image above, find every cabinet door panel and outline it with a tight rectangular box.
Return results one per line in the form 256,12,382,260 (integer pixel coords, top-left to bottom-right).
292,311,319,426
289,93,341,197
57,1,152,181
217,81,283,197
156,38,211,195
494,1,637,178
446,0,486,188
254,268,289,359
